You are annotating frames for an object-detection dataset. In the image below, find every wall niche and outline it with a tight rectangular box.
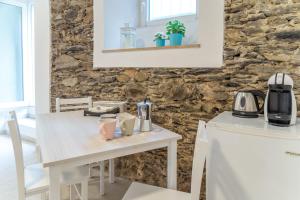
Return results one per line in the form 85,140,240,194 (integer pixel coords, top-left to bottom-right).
93,0,224,68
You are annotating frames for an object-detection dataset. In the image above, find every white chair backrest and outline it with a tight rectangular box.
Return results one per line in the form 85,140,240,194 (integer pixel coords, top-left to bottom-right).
9,111,21,134
7,114,26,198
191,120,208,200
56,97,92,112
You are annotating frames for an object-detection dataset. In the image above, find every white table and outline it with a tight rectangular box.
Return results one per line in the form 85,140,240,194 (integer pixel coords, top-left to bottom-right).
36,111,182,200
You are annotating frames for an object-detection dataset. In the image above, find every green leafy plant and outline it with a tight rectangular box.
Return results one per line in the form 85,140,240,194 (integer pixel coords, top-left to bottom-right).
153,32,168,41
166,20,186,37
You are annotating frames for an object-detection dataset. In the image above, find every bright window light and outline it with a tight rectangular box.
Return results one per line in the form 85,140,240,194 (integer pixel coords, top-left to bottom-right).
149,0,197,21
0,0,35,108
0,2,24,102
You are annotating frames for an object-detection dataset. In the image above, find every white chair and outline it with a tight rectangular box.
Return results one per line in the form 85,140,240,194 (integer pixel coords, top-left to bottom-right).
56,97,115,195
122,120,208,200
7,117,89,200
9,111,41,161
8,109,36,143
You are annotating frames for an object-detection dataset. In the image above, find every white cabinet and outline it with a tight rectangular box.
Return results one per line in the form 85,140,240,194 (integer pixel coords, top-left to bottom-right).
206,112,300,200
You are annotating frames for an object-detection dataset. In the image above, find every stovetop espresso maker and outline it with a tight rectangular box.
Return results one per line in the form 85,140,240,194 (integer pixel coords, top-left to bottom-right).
137,98,152,132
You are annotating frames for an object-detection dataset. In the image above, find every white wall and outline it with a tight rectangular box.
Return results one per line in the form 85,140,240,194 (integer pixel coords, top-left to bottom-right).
95,0,224,68
104,0,138,49
34,0,50,114
104,0,199,49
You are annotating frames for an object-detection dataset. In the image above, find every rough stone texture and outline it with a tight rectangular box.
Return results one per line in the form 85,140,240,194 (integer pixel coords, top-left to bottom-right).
50,0,300,199
54,54,80,69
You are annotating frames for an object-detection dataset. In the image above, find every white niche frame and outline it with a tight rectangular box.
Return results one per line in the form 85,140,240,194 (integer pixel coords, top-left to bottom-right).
93,0,224,68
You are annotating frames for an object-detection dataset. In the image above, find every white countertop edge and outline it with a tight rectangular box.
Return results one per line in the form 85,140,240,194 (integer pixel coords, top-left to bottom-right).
207,121,300,140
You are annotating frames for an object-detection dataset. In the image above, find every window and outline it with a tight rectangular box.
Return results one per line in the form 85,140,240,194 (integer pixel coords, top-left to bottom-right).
148,0,197,21
0,0,34,108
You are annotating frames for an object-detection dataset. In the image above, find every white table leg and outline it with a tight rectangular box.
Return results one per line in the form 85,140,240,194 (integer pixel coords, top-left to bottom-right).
36,145,42,162
109,159,115,184
69,185,72,200
41,192,47,200
167,140,177,190
99,161,105,196
81,180,88,200
49,166,61,200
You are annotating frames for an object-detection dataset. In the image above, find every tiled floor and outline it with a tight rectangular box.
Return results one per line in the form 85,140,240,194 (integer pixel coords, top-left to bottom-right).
0,134,131,200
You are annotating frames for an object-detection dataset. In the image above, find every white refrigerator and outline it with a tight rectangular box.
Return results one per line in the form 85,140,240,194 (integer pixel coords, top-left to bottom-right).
206,112,300,200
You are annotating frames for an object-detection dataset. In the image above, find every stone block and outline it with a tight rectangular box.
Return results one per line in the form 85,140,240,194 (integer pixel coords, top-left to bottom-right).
54,54,80,69
62,77,78,87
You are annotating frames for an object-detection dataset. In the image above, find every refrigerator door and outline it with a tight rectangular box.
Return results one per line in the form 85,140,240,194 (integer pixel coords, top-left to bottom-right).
207,125,300,200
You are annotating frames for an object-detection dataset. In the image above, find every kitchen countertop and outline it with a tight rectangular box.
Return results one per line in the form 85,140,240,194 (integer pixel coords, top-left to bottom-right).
207,111,300,140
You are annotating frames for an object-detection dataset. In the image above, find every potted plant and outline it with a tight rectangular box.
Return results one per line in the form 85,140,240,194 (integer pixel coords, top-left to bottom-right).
153,32,168,47
166,20,186,46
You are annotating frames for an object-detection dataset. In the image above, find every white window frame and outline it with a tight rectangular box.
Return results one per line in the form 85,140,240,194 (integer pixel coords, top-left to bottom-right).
139,0,199,27
0,0,34,109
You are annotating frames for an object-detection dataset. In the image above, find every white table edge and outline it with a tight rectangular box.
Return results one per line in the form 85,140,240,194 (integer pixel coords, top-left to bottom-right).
43,136,182,168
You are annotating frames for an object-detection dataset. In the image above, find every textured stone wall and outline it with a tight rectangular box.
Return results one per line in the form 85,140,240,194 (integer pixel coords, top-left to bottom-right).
51,0,300,198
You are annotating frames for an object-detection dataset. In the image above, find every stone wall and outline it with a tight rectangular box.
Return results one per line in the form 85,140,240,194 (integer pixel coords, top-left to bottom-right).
51,0,300,198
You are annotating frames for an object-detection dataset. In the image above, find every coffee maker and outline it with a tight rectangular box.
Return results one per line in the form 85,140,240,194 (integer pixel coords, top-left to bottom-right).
264,73,297,126
137,98,152,132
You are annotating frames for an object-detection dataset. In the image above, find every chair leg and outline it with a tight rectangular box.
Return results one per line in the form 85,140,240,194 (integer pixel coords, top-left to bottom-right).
41,192,47,200
99,161,105,196
109,159,115,184
81,180,88,200
73,184,82,200
36,145,42,162
89,165,92,178
69,185,73,200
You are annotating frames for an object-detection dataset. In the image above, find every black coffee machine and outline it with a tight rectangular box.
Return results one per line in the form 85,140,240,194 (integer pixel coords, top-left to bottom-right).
264,73,297,127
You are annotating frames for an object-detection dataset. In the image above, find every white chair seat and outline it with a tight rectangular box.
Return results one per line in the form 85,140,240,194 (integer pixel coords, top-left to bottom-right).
122,182,191,200
18,118,37,143
25,163,89,195
25,164,49,195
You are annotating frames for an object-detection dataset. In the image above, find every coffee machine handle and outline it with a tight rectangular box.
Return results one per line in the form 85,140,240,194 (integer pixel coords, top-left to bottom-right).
251,90,266,114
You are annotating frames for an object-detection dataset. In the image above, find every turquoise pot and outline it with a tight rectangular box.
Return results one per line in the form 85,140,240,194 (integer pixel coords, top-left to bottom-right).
169,33,183,46
155,39,166,47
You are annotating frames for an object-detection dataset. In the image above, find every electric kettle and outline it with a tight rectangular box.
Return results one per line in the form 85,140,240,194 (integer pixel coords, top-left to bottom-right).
137,98,152,132
232,90,265,118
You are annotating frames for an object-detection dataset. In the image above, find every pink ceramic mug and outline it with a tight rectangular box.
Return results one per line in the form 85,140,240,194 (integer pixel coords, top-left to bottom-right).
99,118,117,140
